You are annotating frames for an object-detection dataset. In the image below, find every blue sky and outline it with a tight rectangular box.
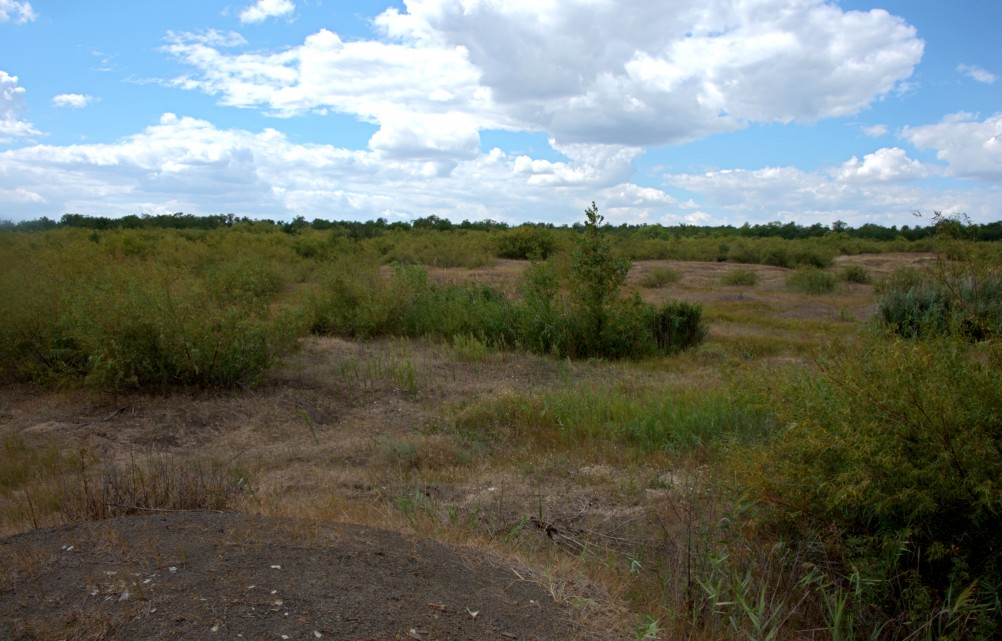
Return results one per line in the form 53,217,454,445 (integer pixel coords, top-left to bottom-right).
1,0,999,227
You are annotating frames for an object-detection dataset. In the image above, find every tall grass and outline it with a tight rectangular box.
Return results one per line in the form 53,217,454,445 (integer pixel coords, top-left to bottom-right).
1,434,240,532
454,383,773,455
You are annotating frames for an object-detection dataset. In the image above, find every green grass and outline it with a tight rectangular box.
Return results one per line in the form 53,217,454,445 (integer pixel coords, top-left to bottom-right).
454,383,773,456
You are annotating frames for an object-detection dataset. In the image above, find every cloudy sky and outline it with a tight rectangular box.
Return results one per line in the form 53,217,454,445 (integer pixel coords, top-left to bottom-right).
1,0,999,227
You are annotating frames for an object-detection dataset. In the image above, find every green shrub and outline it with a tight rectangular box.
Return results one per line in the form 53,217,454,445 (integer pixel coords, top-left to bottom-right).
745,337,1002,638
307,203,707,361
495,226,557,260
786,267,837,294
515,261,567,356
650,301,708,353
0,230,301,388
879,273,1002,340
639,266,682,288
838,264,872,284
876,265,925,294
720,268,759,286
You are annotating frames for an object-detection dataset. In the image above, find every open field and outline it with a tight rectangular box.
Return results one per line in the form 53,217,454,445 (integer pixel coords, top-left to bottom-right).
2,213,1000,639
6,243,990,640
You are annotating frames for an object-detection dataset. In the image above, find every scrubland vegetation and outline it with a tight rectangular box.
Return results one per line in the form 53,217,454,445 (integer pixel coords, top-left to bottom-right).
1,209,1000,639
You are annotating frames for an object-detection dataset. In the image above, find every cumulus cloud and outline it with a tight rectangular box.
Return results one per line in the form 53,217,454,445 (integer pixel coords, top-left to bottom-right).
0,70,40,140
902,113,1002,181
164,0,923,158
665,165,981,227
957,64,997,85
0,0,35,24
239,0,295,24
0,113,651,222
52,93,95,108
837,147,929,183
2,112,997,226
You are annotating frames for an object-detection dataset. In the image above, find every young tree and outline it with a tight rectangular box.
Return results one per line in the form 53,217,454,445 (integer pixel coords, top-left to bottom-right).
571,202,630,352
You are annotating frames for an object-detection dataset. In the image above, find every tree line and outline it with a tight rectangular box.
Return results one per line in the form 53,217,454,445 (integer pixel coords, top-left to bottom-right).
4,211,1001,241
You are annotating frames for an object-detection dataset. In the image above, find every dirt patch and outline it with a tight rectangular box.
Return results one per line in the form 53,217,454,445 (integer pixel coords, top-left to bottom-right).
1,512,599,641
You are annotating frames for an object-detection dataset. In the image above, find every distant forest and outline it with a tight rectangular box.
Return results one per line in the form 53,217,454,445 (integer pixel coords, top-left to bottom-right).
4,211,1002,242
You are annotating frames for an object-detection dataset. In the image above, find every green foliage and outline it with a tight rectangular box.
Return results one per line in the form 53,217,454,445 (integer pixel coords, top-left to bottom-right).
0,229,301,388
378,229,494,268
495,225,557,260
515,261,567,356
651,301,708,354
720,268,760,287
745,337,1002,639
785,267,837,295
454,383,772,454
571,202,631,352
838,264,872,284
639,266,683,288
877,227,1002,341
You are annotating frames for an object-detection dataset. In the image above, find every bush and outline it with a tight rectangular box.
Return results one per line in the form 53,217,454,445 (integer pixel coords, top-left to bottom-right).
495,226,557,260
838,264,872,284
720,268,759,286
307,203,708,361
651,301,707,353
879,274,1002,340
570,202,631,354
0,240,298,388
745,337,1002,638
786,267,837,294
639,266,682,288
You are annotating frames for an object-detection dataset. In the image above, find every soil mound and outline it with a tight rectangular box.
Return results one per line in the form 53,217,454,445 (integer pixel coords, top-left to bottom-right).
1,512,583,641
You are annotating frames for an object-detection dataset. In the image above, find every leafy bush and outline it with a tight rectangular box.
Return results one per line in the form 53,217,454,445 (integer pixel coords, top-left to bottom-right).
651,301,708,354
720,268,759,286
838,264,872,284
877,253,1002,341
0,230,301,388
639,266,682,288
786,267,837,294
495,226,557,260
308,204,707,361
879,274,1002,340
745,337,1002,638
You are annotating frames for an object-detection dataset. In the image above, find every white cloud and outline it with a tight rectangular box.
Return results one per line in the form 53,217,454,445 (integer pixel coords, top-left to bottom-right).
0,186,44,203
902,113,1002,181
239,0,295,24
52,93,95,108
165,0,923,157
1,112,997,227
862,123,888,137
837,147,929,183
0,70,40,140
957,64,997,85
0,0,35,24
664,151,998,227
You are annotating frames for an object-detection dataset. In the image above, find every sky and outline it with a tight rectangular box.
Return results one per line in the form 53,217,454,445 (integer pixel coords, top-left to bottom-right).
0,0,1000,227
